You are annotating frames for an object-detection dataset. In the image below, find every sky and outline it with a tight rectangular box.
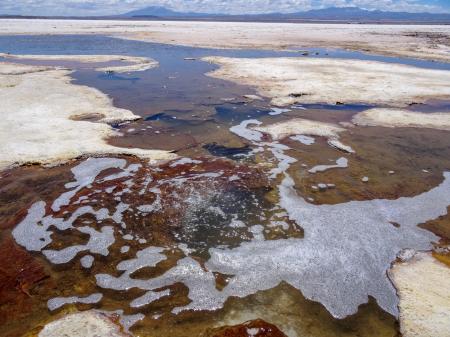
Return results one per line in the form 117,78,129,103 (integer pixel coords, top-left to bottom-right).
1,0,449,16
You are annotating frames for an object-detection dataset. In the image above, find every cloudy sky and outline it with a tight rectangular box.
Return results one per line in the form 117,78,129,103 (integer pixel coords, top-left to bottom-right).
1,0,449,16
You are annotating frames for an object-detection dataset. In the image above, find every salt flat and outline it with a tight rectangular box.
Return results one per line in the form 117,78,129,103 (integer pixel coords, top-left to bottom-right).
1,19,449,337
0,19,449,62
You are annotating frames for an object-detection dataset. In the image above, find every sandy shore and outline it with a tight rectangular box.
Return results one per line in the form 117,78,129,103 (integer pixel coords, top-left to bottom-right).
203,56,450,107
0,19,449,62
0,62,175,170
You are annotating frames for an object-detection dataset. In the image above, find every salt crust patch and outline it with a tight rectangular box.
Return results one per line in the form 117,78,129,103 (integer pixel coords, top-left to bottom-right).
254,118,344,140
309,157,348,173
0,53,159,73
203,56,450,107
269,108,291,116
290,135,315,145
0,62,175,170
169,157,202,167
52,158,133,212
251,118,354,153
230,119,263,142
389,252,450,337
47,293,103,311
81,255,95,268
353,108,450,131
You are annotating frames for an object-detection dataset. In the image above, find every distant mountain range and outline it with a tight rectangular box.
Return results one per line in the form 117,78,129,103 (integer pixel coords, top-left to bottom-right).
122,6,450,23
2,6,450,23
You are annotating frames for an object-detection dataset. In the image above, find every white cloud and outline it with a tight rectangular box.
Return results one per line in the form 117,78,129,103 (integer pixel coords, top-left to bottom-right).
0,0,446,16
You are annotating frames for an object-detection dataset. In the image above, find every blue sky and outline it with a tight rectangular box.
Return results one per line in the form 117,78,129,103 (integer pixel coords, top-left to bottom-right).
1,0,449,16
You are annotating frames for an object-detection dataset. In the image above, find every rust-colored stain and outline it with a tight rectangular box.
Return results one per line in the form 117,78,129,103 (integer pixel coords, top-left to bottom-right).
0,236,47,325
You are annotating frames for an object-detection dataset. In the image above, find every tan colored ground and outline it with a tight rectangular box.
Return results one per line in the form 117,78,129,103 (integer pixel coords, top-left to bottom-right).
0,62,176,171
203,56,450,107
389,252,450,337
0,20,449,62
0,53,158,73
353,109,450,130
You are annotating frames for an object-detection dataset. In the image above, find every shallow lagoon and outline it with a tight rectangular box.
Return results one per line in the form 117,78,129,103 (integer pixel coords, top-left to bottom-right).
0,34,449,337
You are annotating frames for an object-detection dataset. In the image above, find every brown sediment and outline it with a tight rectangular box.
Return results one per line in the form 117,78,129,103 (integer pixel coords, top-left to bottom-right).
128,283,399,337
432,250,450,267
420,207,450,241
285,126,450,206
0,164,74,230
0,155,283,336
0,236,48,328
112,129,199,152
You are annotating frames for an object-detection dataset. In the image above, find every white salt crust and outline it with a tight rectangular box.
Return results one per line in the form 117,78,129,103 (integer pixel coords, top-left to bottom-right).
39,310,127,337
352,108,450,131
203,56,450,107
269,108,291,116
80,255,95,269
0,53,159,73
290,135,315,145
308,157,348,173
0,62,176,171
47,293,103,311
389,252,450,337
252,118,354,153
